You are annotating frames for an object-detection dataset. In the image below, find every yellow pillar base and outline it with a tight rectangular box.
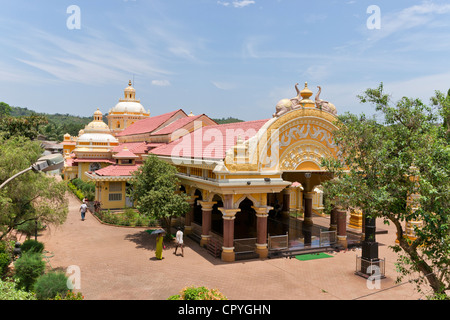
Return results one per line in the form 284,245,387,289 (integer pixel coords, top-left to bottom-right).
221,247,235,262
337,235,348,249
255,244,268,259
184,226,193,235
200,235,211,248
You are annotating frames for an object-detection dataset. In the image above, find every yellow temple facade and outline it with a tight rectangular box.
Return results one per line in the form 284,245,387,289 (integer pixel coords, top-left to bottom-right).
64,80,356,262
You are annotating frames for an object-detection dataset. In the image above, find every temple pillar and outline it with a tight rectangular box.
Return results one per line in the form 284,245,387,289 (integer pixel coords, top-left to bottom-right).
303,192,314,226
219,208,240,262
336,208,348,249
253,206,271,259
184,199,195,235
329,207,337,231
198,201,216,247
282,190,290,217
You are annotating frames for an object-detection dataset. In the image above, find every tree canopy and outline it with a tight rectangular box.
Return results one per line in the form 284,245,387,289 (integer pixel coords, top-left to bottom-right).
322,83,449,299
129,155,190,234
0,136,68,241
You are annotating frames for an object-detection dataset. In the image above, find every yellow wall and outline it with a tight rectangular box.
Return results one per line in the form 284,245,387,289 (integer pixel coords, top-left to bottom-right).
79,162,110,181
97,181,127,210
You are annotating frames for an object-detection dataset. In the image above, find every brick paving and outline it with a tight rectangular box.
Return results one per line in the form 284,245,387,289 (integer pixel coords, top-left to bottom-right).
39,193,424,300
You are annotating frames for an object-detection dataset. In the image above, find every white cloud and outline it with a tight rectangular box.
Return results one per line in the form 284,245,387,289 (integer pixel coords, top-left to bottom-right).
211,81,235,90
218,0,255,8
152,80,171,86
363,2,450,48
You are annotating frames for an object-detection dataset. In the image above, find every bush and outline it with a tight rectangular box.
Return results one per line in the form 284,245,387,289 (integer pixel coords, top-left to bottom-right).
0,278,36,300
53,290,84,300
69,178,95,201
14,252,46,291
0,253,11,276
168,286,227,300
34,272,69,300
20,239,45,253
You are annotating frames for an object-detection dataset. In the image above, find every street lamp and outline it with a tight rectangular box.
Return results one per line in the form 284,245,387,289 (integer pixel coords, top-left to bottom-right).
0,153,64,189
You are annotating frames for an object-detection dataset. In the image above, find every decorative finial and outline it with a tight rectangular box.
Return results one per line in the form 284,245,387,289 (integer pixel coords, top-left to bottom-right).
128,80,132,86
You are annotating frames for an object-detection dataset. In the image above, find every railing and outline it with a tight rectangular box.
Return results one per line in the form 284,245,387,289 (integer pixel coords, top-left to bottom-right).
234,238,257,254
268,232,289,251
355,256,386,279
319,230,337,247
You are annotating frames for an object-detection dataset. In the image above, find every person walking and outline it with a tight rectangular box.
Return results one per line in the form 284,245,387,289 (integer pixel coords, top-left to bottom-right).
80,202,87,221
155,233,164,260
174,227,184,257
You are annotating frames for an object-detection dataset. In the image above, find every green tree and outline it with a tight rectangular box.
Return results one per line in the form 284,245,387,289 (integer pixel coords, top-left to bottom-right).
0,114,48,140
0,136,68,241
322,83,449,299
129,155,190,234
0,102,12,116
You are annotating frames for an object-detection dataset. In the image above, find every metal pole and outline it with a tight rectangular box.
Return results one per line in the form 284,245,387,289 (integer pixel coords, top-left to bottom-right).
0,166,33,189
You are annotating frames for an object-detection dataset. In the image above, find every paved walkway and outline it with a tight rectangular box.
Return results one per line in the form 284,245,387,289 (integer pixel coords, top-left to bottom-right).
39,193,423,300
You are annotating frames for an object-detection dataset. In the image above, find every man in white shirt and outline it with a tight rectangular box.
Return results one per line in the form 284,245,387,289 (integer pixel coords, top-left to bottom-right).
174,227,184,257
80,203,88,221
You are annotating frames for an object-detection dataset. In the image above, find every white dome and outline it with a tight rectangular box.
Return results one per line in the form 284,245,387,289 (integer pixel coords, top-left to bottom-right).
77,133,118,144
111,101,146,114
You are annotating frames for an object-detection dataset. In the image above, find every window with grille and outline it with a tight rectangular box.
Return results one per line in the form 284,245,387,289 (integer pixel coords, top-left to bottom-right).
109,182,122,201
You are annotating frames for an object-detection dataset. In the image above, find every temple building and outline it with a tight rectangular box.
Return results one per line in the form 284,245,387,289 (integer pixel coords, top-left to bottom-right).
64,80,360,262
107,80,150,136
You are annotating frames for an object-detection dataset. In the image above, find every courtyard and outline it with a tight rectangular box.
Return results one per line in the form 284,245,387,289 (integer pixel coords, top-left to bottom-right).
37,192,422,300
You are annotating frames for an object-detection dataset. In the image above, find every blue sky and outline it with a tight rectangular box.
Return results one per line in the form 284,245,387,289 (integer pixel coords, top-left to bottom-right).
1,0,450,121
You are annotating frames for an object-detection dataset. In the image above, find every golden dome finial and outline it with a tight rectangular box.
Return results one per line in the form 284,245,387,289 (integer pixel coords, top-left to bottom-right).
300,82,313,100
128,80,132,86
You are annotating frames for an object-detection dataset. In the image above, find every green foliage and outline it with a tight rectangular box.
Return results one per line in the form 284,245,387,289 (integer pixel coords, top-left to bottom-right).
34,271,69,300
168,286,227,300
68,182,85,201
54,290,84,300
70,178,95,201
322,83,450,299
0,253,11,276
0,114,48,140
14,220,46,240
13,252,46,291
8,104,93,142
0,102,12,116
0,278,36,300
0,136,68,241
129,155,191,233
53,290,84,300
97,209,153,227
20,239,45,254
212,117,243,124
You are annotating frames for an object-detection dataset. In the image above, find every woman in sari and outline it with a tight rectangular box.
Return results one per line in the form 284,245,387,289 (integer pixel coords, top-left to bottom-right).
155,233,164,260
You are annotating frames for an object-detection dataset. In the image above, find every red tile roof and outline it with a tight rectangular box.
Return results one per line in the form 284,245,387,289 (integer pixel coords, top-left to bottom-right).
113,148,139,159
151,114,205,136
116,109,185,137
93,164,141,176
112,142,147,154
150,119,269,160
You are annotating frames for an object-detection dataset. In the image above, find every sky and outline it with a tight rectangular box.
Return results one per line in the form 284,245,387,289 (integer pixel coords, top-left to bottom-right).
1,0,450,121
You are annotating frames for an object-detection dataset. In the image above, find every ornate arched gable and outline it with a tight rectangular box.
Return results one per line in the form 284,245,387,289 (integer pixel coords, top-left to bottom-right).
257,107,339,172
